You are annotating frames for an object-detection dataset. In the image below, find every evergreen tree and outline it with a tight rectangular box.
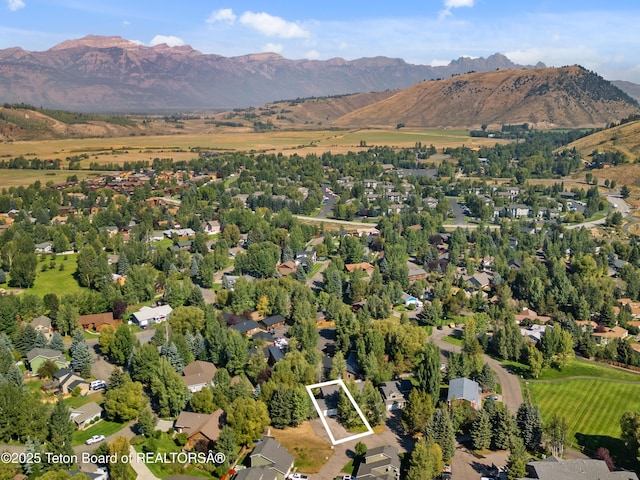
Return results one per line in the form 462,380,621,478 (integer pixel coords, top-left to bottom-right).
34,331,48,349
426,408,456,461
70,330,93,378
47,397,74,464
117,252,130,276
269,386,292,429
48,331,64,352
160,342,184,372
516,403,544,451
491,407,515,450
471,410,492,450
415,342,441,406
507,436,528,480
22,437,43,477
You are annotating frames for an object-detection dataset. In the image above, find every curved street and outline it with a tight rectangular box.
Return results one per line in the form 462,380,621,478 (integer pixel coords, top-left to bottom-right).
430,326,523,413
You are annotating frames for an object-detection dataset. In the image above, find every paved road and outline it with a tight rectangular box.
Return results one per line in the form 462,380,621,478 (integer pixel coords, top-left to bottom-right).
430,326,523,414
448,198,466,226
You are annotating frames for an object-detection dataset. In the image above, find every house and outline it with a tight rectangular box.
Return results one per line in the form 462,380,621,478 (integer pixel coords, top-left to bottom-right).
408,266,428,281
504,204,531,218
447,378,481,410
265,346,285,366
70,401,103,429
514,307,551,324
131,305,173,327
30,315,53,339
345,351,362,380
52,368,90,395
230,320,261,337
295,250,316,266
34,241,53,254
260,315,286,331
591,326,629,346
379,380,413,411
26,347,67,373
317,384,341,416
355,445,401,480
204,220,221,235
232,466,278,480
78,312,119,332
182,361,217,393
245,437,294,480
400,292,423,310
345,262,375,275
519,456,639,480
174,409,224,450
465,272,492,290
520,324,548,344
277,260,297,277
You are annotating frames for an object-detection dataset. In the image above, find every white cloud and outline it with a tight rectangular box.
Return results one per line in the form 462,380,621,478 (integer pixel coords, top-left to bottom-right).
240,11,310,38
430,59,451,67
305,50,320,60
122,20,130,27
262,43,282,53
444,0,474,7
7,0,25,12
439,0,474,20
149,35,185,47
206,8,236,25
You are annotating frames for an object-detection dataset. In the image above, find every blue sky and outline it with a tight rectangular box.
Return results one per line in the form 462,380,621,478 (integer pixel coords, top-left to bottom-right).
3,0,640,82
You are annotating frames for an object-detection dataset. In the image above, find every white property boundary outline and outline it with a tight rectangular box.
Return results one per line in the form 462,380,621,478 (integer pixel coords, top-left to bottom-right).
305,379,374,445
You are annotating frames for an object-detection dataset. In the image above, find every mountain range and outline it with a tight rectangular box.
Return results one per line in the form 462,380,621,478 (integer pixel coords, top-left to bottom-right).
0,35,549,112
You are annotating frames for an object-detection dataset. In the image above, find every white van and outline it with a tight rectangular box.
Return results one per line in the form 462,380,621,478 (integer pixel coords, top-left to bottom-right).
90,380,106,390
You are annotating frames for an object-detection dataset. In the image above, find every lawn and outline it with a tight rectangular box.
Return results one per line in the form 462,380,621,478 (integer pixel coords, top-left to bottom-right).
537,358,640,382
21,253,87,297
133,432,215,478
527,361,640,470
441,335,463,347
270,422,334,473
64,391,103,409
72,420,128,446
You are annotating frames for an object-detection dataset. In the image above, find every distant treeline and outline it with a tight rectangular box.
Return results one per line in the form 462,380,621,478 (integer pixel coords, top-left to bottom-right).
2,103,136,127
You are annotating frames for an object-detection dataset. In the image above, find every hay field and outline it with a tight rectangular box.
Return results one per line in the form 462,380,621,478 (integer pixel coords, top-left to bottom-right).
0,128,506,166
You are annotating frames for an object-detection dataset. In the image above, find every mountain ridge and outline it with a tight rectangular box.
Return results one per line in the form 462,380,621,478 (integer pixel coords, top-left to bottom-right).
0,35,547,112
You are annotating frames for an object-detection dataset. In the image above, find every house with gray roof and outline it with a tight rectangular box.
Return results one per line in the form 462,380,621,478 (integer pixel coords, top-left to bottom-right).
70,401,103,429
447,377,481,410
379,379,413,411
355,445,401,480
236,437,293,480
26,347,67,373
518,456,638,480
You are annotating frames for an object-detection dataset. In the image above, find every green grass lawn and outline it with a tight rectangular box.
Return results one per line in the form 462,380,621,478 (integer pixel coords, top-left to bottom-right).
306,263,323,278
72,420,128,446
64,391,103,409
528,359,640,470
133,432,214,478
21,253,88,297
537,358,640,382
441,335,463,347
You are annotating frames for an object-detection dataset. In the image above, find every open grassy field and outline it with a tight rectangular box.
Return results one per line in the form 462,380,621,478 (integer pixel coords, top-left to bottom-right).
527,360,640,469
23,253,87,298
270,421,334,473
0,128,505,165
0,169,103,189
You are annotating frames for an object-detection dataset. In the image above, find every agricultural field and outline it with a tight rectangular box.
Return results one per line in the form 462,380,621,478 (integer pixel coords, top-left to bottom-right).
527,360,640,469
0,169,102,189
0,128,504,168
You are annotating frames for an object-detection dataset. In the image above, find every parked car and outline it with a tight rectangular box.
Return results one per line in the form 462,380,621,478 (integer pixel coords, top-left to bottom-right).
485,394,499,401
86,435,106,445
288,475,309,480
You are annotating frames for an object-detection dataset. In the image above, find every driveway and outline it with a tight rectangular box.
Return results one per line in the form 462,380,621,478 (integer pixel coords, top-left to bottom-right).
309,411,415,480
430,326,523,413
448,198,466,226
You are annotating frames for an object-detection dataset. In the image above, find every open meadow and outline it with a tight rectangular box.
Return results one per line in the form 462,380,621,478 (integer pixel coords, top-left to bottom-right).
0,128,504,166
